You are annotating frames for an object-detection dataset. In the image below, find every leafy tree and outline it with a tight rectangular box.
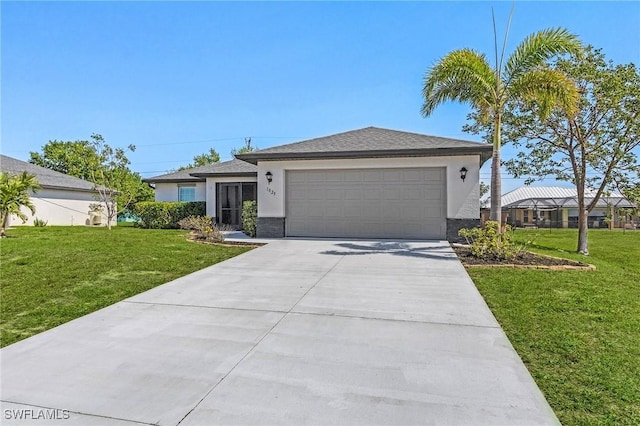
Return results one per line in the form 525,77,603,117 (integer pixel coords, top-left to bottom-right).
30,140,100,181
178,148,220,170
0,172,41,232
421,9,581,229
480,181,490,198
86,134,140,229
500,46,640,254
231,137,256,156
29,136,154,222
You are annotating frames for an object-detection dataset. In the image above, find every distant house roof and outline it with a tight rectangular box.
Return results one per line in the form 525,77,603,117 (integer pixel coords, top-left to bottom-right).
236,127,492,164
0,154,98,193
144,158,257,183
495,186,635,209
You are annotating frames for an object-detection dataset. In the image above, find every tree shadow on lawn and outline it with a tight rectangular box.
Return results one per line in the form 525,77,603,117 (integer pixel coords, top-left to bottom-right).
321,241,459,261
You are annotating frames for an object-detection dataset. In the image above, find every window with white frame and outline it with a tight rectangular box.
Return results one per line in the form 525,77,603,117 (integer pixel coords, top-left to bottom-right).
178,186,196,202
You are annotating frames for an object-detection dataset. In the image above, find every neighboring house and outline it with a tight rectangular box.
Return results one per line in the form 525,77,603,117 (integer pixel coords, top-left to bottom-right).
481,186,637,229
147,127,491,240
0,154,110,226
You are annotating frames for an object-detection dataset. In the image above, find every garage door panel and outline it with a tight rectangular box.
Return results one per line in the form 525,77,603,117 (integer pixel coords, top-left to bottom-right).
402,169,424,181
287,168,446,239
362,170,382,182
424,169,444,180
382,170,402,182
326,189,343,200
344,189,363,201
364,189,382,200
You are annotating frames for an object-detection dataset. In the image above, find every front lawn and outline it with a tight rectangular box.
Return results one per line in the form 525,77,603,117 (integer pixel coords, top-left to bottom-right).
468,229,639,425
0,226,252,347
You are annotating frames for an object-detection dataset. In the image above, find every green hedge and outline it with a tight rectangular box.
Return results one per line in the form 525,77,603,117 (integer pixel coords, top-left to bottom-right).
242,200,257,237
133,201,206,229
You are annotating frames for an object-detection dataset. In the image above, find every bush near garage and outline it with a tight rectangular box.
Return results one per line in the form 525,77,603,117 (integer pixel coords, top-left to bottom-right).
177,215,224,242
242,201,257,237
133,201,206,229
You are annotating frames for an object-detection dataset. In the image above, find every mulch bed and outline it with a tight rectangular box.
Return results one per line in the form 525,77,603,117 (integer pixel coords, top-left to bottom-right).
452,245,595,270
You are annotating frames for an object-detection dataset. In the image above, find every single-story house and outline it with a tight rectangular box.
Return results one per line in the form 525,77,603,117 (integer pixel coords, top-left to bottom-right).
0,154,111,226
147,127,491,241
481,186,638,229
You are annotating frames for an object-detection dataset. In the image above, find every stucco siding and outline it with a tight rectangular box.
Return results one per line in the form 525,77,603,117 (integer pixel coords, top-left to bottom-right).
256,156,481,220
153,182,206,202
7,188,110,227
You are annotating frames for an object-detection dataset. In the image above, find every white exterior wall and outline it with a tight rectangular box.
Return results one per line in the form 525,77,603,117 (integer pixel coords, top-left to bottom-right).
257,155,481,219
7,188,111,227
205,176,258,217
153,182,206,202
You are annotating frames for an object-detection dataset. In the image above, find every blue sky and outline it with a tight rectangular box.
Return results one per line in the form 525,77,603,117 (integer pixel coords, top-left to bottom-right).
2,1,639,192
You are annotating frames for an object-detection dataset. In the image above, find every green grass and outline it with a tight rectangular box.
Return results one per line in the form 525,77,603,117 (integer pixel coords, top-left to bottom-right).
468,229,640,425
0,226,252,347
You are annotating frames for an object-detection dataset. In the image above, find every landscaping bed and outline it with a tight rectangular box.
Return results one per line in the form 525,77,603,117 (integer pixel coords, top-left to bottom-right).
452,244,594,270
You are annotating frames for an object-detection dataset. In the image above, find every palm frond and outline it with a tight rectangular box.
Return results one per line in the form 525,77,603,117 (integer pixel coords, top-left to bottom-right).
509,68,580,118
504,27,581,84
422,49,496,117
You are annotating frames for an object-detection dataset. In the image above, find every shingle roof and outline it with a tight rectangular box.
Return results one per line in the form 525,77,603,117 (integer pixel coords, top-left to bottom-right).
144,158,257,183
0,154,98,192
190,158,257,177
498,186,635,209
236,127,492,164
143,168,205,183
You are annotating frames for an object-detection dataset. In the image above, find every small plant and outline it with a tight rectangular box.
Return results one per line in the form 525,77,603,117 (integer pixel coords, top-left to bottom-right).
459,221,534,260
241,200,257,237
33,217,48,227
178,215,224,243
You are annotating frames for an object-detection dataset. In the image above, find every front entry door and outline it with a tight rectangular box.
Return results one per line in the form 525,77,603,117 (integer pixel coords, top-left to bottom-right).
219,183,241,227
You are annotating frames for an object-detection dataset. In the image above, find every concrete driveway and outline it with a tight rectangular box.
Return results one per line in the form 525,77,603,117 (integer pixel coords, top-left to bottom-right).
1,240,559,425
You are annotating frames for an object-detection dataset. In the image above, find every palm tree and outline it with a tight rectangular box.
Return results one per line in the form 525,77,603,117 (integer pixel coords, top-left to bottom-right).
0,171,41,230
421,12,582,228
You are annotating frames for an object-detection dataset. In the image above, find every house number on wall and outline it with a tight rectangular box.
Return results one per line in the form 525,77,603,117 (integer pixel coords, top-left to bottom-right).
267,187,276,196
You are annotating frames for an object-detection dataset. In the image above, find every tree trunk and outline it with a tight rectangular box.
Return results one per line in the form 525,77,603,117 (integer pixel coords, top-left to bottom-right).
577,188,589,254
1,211,8,230
489,116,502,229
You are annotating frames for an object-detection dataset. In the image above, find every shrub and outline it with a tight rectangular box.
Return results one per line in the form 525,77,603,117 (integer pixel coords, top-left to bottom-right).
133,201,206,229
242,200,257,237
33,217,48,227
459,221,527,260
177,215,224,243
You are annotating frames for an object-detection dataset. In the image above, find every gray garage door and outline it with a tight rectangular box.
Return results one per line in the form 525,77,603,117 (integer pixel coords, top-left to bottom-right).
286,168,446,239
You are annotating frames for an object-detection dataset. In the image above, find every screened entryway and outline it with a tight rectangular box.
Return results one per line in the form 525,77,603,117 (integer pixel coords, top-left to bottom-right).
217,182,256,228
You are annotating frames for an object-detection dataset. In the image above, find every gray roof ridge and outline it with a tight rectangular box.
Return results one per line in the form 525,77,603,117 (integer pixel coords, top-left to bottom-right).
0,154,99,192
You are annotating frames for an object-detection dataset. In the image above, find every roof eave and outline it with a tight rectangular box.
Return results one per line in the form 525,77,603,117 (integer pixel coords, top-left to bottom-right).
237,147,493,165
143,177,204,184
40,184,97,193
189,171,258,178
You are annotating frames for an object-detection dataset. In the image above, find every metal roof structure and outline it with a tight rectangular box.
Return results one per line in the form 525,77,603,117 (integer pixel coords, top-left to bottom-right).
491,186,636,210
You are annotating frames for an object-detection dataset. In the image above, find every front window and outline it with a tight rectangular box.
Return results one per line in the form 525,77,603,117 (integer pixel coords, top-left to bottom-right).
178,186,196,202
